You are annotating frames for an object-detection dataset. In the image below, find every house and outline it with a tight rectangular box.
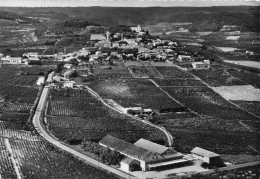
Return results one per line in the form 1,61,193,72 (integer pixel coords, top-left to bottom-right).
64,64,73,69
100,135,189,172
127,107,143,115
36,76,45,85
7,57,22,64
64,81,75,88
112,42,120,48
52,75,61,82
191,147,221,165
130,25,142,32
142,109,153,115
89,58,98,65
63,70,74,79
203,60,210,64
90,34,106,41
177,55,192,62
95,40,111,48
192,62,210,69
23,52,38,58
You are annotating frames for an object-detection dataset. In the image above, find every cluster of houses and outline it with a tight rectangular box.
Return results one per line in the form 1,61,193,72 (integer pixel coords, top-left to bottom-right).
99,135,222,172
0,25,211,70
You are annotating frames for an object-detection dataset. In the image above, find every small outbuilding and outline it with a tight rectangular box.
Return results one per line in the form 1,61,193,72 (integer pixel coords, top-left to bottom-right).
192,62,210,69
191,147,221,165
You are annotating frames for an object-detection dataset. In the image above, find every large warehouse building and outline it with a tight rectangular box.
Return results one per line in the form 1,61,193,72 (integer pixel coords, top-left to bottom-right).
99,135,190,172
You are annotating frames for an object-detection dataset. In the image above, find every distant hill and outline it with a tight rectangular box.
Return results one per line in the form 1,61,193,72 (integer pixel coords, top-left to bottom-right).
0,10,38,24
0,6,258,31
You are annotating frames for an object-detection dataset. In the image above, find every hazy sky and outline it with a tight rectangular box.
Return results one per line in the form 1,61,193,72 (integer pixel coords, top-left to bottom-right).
0,0,258,7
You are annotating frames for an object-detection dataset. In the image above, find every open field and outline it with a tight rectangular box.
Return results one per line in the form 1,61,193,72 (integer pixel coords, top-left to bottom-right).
213,85,260,102
224,60,260,69
47,88,167,144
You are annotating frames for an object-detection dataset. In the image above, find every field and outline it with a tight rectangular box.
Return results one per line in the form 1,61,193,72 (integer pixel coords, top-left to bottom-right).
232,101,260,117
192,69,246,87
0,64,122,178
46,88,167,144
0,137,120,179
20,65,56,75
88,79,182,110
154,79,206,87
155,66,194,78
227,69,260,89
224,60,260,70
212,85,260,102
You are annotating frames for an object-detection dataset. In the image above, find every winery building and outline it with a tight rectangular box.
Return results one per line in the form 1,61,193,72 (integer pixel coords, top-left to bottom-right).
99,135,190,172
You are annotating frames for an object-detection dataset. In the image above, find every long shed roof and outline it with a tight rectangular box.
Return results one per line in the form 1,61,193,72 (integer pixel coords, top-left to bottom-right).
99,135,151,160
191,147,220,158
134,138,168,155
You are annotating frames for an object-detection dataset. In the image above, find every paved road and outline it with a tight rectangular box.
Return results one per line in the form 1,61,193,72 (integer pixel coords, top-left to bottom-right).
32,86,137,179
171,161,260,179
85,86,174,147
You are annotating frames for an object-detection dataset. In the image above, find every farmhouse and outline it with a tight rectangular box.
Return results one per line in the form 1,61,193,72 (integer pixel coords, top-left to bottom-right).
99,135,189,172
191,147,221,165
192,62,210,69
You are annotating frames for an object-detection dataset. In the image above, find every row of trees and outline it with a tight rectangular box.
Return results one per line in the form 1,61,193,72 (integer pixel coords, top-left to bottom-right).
81,140,124,165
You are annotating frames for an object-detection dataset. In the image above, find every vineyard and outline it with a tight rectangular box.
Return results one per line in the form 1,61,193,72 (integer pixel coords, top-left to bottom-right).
20,65,56,75
0,137,120,179
0,64,123,178
154,78,206,87
162,86,260,122
46,88,167,144
227,69,260,89
155,66,194,78
88,79,182,110
232,101,260,117
0,64,39,86
192,69,246,87
171,129,259,155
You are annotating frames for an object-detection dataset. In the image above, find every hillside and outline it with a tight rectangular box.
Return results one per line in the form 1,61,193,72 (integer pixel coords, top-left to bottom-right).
0,6,258,31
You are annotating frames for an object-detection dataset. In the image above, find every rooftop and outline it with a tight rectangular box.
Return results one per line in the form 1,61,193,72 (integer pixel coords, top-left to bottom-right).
191,147,220,158
99,135,151,161
134,138,168,155
90,34,106,41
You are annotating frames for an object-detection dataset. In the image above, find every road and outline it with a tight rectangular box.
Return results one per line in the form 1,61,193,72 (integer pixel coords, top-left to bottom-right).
171,161,260,179
32,86,137,179
85,86,174,147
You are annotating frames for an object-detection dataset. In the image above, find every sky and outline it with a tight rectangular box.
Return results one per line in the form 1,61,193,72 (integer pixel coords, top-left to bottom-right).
0,0,258,7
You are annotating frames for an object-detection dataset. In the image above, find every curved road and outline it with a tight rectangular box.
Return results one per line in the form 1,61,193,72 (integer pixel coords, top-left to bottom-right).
32,86,137,179
85,86,174,147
